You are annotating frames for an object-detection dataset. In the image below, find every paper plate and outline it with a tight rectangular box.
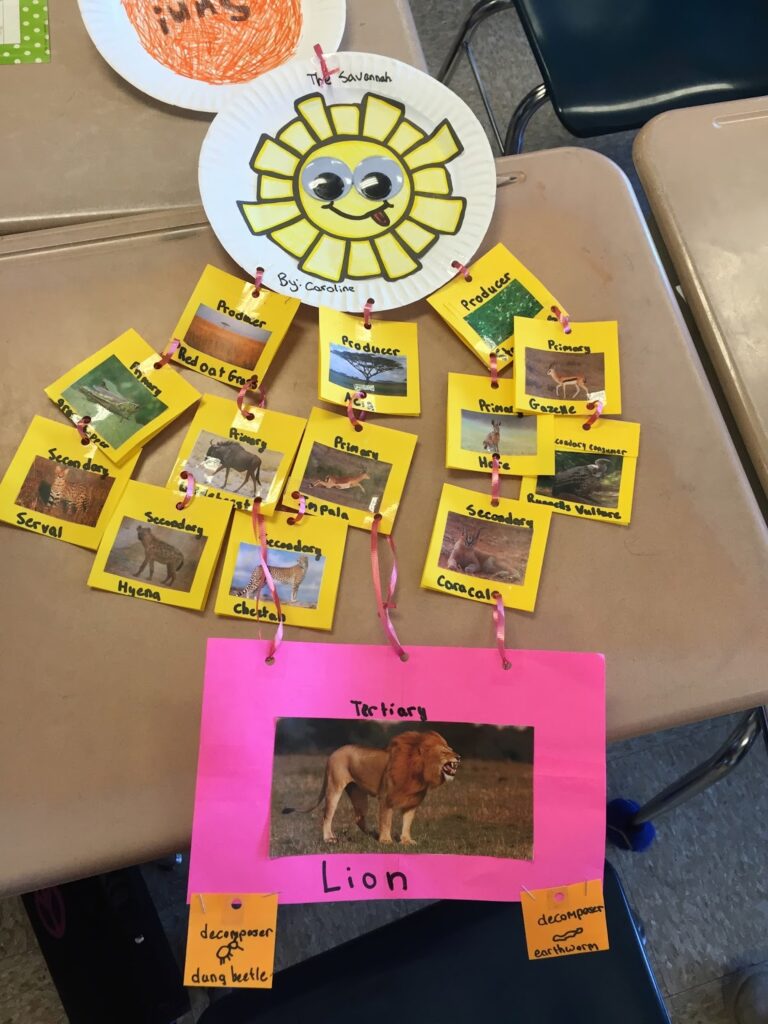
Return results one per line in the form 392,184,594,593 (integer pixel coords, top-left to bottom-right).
199,52,497,312
78,0,346,113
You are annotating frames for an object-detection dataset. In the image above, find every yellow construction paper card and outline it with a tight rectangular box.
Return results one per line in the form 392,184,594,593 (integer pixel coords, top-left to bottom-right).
88,481,231,610
318,308,421,416
427,243,568,371
515,319,622,416
44,329,200,465
0,416,138,551
421,482,552,612
522,416,640,526
215,510,347,630
284,408,417,535
171,265,300,389
446,372,554,476
185,893,278,989
167,394,306,516
520,880,609,960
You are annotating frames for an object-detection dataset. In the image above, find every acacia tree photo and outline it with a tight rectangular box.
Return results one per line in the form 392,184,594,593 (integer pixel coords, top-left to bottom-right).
338,351,405,386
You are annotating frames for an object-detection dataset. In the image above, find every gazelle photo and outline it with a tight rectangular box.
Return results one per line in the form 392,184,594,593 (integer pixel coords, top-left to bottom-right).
299,442,392,513
460,410,537,456
536,452,623,507
438,512,532,585
524,348,605,401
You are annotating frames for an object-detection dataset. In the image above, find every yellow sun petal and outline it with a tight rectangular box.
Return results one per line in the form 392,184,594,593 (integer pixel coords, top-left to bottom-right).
387,119,426,154
330,104,361,136
271,220,319,258
251,136,300,177
395,218,437,254
300,234,348,281
277,117,317,155
257,174,294,200
361,94,405,143
373,234,419,280
403,121,463,170
239,199,301,234
409,195,465,234
347,240,382,278
413,167,451,195
295,94,333,140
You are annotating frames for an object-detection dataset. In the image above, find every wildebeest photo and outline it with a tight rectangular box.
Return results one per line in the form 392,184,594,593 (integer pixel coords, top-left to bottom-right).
536,451,623,507
299,442,392,514
328,344,408,397
439,511,532,585
460,410,537,456
184,303,271,369
462,278,543,349
182,430,282,500
62,355,168,449
229,544,325,608
524,348,605,401
15,456,115,527
271,718,534,858
103,516,207,592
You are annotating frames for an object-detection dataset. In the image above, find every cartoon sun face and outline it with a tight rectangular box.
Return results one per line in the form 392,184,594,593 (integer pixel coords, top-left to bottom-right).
238,92,467,283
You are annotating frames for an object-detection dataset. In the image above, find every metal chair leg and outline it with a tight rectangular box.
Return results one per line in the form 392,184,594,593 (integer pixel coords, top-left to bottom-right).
504,83,549,154
630,708,764,825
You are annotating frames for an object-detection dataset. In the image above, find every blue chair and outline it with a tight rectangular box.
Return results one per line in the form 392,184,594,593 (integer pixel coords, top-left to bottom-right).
439,0,768,153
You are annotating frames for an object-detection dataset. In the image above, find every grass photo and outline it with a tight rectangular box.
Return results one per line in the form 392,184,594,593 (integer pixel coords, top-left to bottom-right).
536,451,623,507
183,430,281,500
103,515,208,592
460,410,537,456
328,344,408,397
270,718,534,858
229,544,324,608
299,442,392,514
463,278,543,349
61,355,168,449
15,456,114,527
524,348,605,400
184,303,271,369
439,511,532,586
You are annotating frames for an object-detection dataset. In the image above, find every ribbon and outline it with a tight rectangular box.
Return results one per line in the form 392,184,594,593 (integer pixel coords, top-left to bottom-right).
252,266,264,298
346,390,366,431
583,400,604,431
74,416,91,446
489,351,499,389
175,470,195,511
490,452,501,507
313,43,339,83
551,305,571,335
491,592,512,670
451,259,472,281
362,297,374,330
370,515,407,661
153,338,180,370
236,376,265,420
251,501,283,664
286,492,306,526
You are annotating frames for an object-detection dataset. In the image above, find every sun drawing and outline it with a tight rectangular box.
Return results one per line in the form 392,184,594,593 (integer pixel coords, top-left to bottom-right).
238,91,467,283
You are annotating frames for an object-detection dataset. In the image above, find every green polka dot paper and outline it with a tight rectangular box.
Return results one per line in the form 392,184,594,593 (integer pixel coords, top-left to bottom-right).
0,0,50,65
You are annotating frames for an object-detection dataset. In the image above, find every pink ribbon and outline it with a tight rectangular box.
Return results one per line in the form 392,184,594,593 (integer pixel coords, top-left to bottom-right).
251,501,283,664
287,493,306,526
370,515,407,661
313,43,339,83
346,391,366,431
583,400,604,431
74,416,91,446
362,297,374,330
492,592,512,670
451,259,472,282
489,351,499,389
551,305,571,334
175,470,195,511
490,452,501,507
252,267,264,298
236,376,265,420
153,338,180,370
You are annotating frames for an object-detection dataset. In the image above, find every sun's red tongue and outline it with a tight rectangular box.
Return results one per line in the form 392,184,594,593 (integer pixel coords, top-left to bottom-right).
372,209,390,226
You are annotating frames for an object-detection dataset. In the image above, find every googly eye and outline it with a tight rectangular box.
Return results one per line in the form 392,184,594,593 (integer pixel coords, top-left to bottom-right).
300,158,353,202
353,156,404,201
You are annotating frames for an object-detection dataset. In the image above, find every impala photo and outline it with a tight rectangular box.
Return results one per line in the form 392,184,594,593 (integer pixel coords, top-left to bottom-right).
299,442,392,514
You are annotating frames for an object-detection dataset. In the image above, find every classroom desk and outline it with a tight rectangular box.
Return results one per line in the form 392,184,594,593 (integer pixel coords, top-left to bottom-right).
0,0,425,235
1,149,767,897
634,97,768,496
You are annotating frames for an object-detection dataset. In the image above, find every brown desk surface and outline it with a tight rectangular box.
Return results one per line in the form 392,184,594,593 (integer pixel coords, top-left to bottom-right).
634,97,768,496
1,149,767,896
0,0,425,234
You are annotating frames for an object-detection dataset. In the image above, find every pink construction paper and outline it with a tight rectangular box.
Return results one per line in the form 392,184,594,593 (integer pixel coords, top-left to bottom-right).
188,640,605,904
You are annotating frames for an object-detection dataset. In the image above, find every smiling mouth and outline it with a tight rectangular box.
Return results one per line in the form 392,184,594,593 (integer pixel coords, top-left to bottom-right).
323,201,392,226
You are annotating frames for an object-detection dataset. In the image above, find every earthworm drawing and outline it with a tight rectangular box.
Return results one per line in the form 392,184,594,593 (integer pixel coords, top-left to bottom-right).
552,927,583,942
121,0,302,85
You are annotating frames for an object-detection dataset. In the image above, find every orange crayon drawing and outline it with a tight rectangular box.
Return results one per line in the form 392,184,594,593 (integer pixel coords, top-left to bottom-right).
121,0,303,85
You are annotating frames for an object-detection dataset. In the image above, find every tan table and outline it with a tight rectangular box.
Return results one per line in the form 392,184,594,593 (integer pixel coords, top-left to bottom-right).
0,0,425,234
634,97,768,497
1,150,767,897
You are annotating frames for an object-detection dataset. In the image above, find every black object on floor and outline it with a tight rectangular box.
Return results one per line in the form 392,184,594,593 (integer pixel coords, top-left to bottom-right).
23,867,190,1024
198,860,669,1023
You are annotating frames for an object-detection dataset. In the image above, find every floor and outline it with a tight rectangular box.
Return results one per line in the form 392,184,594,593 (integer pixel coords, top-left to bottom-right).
0,2,766,1022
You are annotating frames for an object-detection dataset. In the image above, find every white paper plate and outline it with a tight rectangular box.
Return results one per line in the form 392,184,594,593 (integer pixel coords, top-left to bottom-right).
78,0,346,113
199,52,497,311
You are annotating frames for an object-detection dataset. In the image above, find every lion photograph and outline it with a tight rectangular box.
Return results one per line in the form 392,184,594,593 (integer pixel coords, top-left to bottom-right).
270,718,534,859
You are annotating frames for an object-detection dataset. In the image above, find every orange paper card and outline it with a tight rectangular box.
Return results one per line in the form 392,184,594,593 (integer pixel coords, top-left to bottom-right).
520,879,609,960
184,893,278,989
